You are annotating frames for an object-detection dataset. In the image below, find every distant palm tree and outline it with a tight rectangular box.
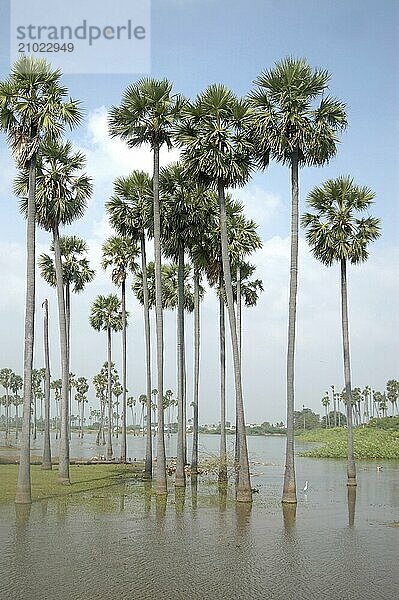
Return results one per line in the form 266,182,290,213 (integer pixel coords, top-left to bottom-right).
102,235,140,460
386,380,399,416
10,373,23,441
250,57,347,504
0,369,13,445
90,295,124,460
109,78,184,494
75,377,89,438
302,176,380,486
0,56,81,503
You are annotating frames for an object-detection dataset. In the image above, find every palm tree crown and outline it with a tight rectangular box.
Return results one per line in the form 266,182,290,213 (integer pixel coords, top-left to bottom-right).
249,57,347,167
89,295,124,333
302,176,381,264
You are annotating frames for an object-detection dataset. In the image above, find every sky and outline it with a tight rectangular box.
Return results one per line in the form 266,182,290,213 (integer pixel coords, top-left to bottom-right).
0,0,398,425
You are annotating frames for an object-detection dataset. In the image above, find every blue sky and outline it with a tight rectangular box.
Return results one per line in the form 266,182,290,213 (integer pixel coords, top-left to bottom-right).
0,0,398,424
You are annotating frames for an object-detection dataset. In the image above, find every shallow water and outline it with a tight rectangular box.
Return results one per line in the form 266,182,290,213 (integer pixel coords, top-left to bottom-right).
0,434,398,600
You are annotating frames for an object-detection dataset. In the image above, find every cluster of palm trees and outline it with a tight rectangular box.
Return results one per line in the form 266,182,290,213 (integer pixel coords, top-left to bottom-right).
321,380,399,427
0,54,381,505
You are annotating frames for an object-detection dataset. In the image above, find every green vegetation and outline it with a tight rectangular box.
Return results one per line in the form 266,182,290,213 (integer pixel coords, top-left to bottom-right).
0,463,142,504
298,422,399,459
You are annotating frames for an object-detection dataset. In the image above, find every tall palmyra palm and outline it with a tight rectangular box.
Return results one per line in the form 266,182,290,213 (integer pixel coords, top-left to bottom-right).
107,170,154,477
302,176,380,486
0,56,81,503
41,299,52,470
10,373,23,441
102,235,140,461
250,57,347,504
386,380,399,416
17,139,92,484
109,79,184,493
175,84,256,502
90,295,124,460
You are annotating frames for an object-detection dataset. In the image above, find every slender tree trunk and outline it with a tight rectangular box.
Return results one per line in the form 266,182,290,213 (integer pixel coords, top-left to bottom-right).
42,299,52,470
53,226,70,484
141,233,152,478
153,143,167,494
15,403,19,441
5,391,10,444
218,181,251,502
15,159,36,504
120,279,127,462
332,390,337,427
341,259,356,486
219,279,227,483
282,152,299,505
65,285,72,441
175,246,186,487
107,327,113,460
235,263,242,468
191,268,200,474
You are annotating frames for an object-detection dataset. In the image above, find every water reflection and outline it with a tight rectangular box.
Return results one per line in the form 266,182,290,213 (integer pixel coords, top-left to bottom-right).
155,493,167,523
174,486,186,517
190,475,198,511
143,480,152,515
347,486,356,528
235,502,252,533
282,503,297,533
218,483,228,512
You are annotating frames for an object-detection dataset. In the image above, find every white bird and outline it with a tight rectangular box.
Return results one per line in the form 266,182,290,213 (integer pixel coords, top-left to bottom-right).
303,480,309,492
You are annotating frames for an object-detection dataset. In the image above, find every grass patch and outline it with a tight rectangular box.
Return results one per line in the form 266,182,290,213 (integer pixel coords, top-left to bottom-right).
297,427,399,459
0,463,142,504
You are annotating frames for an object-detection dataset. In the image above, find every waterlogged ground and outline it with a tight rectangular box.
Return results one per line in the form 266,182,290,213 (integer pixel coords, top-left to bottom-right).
0,434,398,600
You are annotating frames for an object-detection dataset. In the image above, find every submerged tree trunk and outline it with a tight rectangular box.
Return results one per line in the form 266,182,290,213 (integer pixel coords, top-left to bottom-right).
120,279,127,462
218,181,251,503
16,157,36,504
53,226,70,484
153,143,167,494
42,299,52,470
341,259,356,486
107,327,113,460
219,279,227,483
234,262,242,469
191,268,200,475
141,233,152,479
282,151,299,505
175,246,186,487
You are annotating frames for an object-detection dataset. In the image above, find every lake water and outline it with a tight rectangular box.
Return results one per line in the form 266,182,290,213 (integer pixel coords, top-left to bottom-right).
0,433,398,600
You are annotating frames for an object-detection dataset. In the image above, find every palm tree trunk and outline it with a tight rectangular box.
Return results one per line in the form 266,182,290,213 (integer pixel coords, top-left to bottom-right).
65,285,72,441
219,278,227,483
15,403,19,441
218,180,251,502
175,246,186,487
120,279,127,462
42,299,52,470
153,143,167,494
53,226,70,484
234,263,242,469
16,157,36,504
282,151,299,505
141,233,152,479
107,327,113,460
191,268,200,474
341,258,356,486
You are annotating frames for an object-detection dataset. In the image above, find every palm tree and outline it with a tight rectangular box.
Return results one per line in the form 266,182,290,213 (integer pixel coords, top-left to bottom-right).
109,78,184,494
10,374,23,441
321,393,330,428
39,235,95,363
102,235,140,461
0,56,81,503
175,85,255,502
17,139,92,484
93,371,107,445
75,377,89,438
386,380,399,416
250,57,347,504
302,176,380,486
107,171,154,478
41,299,52,469
90,295,124,460
0,369,13,445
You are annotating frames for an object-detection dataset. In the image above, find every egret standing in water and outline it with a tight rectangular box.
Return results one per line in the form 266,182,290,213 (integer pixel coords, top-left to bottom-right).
303,480,309,492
